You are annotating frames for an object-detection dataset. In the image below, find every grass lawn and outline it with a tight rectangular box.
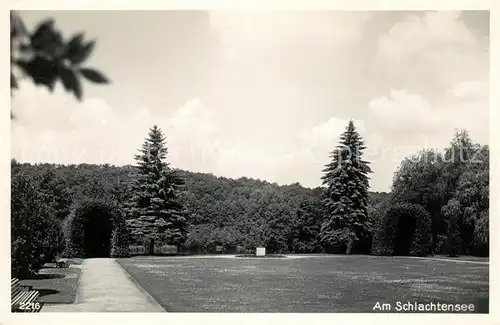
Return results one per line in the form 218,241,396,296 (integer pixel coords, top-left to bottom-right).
117,255,488,313
20,258,83,304
430,255,489,262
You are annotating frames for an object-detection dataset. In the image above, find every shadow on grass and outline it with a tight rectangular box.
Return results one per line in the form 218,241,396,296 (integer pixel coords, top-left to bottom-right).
38,289,60,297
26,274,66,280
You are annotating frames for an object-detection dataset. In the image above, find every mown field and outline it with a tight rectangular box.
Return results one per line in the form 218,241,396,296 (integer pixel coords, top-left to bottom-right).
117,255,489,313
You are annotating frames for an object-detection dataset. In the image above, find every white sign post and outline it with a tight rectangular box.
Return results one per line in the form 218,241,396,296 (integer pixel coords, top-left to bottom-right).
256,247,266,256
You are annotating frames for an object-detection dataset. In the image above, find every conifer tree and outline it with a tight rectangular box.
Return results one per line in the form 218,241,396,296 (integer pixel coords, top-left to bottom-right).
125,125,188,251
320,121,372,254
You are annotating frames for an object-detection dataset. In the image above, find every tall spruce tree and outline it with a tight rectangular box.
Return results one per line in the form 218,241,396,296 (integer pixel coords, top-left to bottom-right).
320,120,372,254
125,125,188,252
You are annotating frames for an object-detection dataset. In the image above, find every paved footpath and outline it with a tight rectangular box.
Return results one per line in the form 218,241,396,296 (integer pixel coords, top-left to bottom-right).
43,258,165,312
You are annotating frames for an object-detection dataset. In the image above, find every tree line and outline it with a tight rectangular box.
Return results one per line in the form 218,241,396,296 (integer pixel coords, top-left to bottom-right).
382,130,489,257
320,123,489,257
11,122,488,278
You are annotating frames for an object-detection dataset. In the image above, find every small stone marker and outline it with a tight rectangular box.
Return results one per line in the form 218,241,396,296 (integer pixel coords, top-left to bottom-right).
256,247,266,256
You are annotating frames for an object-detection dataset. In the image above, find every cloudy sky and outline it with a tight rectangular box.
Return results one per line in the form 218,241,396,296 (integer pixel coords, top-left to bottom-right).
11,10,489,192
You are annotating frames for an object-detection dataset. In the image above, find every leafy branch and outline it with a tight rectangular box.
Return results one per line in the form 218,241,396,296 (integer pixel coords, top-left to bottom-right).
11,11,110,102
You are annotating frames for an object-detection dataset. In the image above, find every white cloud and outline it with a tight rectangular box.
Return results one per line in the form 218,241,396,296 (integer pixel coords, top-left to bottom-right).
301,117,366,146
12,82,140,165
368,88,488,148
298,117,367,162
209,11,373,60
375,11,488,90
166,99,217,136
378,12,476,62
162,99,223,173
445,80,488,100
369,89,440,133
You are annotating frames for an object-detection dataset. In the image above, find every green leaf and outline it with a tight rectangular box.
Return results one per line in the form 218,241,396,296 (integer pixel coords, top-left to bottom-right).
71,40,95,65
59,66,82,101
79,67,109,84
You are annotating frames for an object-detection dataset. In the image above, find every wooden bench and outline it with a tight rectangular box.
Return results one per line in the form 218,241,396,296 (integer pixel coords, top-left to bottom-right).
55,258,70,268
11,278,44,312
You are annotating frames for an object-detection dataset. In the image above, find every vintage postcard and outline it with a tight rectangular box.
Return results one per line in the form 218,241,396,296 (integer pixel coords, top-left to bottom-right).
3,3,494,325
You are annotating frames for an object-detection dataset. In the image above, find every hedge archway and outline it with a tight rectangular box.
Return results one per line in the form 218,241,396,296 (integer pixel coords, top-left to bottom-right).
63,199,130,258
372,203,432,256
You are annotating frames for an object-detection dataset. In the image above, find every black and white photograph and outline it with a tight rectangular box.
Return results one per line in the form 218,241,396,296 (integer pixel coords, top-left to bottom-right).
6,6,491,317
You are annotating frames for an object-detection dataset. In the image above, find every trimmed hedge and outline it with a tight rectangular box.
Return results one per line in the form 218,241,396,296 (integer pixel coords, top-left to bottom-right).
152,244,177,254
160,245,178,254
236,245,246,254
129,244,178,255
371,206,399,256
409,204,432,256
63,199,130,258
371,203,432,256
129,245,147,255
442,198,462,257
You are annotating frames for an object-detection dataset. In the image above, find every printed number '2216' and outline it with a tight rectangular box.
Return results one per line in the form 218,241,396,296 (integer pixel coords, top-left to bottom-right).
19,302,42,311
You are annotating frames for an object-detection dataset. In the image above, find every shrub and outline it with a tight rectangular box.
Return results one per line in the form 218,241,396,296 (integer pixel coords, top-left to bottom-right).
320,227,358,254
472,211,489,256
183,224,244,253
434,234,447,254
11,172,65,278
446,214,461,257
110,218,131,258
183,224,213,253
40,219,65,263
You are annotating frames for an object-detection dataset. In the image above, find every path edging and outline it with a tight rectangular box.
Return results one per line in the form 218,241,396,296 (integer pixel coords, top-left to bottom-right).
114,258,167,312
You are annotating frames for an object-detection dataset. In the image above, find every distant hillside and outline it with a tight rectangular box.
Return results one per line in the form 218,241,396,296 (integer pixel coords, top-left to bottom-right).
11,160,389,254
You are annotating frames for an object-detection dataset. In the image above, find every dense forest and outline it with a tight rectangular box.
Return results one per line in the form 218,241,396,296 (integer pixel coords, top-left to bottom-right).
11,158,389,255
